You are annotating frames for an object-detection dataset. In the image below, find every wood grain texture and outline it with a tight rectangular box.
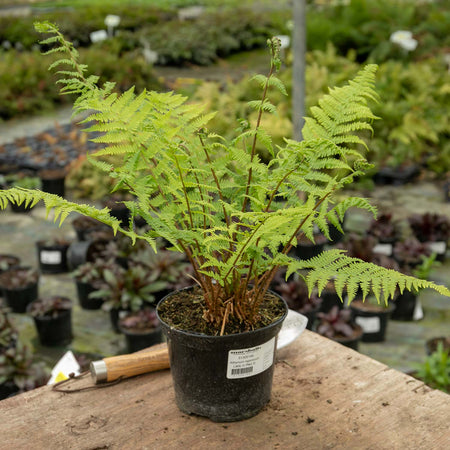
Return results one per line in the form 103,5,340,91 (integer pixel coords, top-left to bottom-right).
1,331,449,450
104,344,170,382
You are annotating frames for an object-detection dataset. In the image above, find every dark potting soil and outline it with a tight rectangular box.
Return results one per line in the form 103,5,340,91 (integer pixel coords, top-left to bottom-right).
158,286,286,336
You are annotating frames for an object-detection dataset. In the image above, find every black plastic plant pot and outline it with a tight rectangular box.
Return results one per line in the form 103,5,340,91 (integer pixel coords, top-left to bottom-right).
110,308,131,333
373,165,420,186
2,282,39,313
157,290,288,422
119,326,163,353
292,241,326,260
41,175,65,197
67,241,106,271
319,291,344,314
75,280,104,310
10,202,33,214
0,381,19,401
33,309,72,346
350,303,394,343
328,224,345,244
333,325,363,351
36,241,70,274
391,291,418,321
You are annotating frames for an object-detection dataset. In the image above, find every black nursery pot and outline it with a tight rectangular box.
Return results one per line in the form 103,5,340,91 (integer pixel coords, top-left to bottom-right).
157,289,288,422
75,280,104,310
67,241,106,271
334,325,363,351
319,290,344,314
1,282,39,313
110,308,131,333
33,309,72,346
350,303,394,343
10,202,33,214
119,326,163,353
36,241,70,274
0,381,20,401
391,291,418,321
39,169,66,197
292,241,326,260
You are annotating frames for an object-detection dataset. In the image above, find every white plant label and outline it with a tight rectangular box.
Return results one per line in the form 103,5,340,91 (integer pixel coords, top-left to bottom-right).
373,243,393,256
428,241,446,255
227,337,275,379
355,316,380,333
40,250,62,265
47,351,80,385
413,298,424,321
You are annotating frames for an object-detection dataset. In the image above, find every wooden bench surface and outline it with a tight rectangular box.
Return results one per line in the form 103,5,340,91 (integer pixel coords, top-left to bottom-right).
1,330,449,449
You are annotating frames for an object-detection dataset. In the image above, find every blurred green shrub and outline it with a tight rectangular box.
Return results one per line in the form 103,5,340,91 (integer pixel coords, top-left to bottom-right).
0,47,161,120
192,44,449,173
306,0,450,63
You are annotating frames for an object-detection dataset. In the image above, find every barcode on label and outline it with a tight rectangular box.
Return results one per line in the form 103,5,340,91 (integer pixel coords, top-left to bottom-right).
231,367,253,375
227,337,275,379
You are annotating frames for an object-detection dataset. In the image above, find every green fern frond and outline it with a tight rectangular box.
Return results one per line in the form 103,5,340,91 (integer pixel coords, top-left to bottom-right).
28,24,448,331
289,249,450,303
0,188,134,238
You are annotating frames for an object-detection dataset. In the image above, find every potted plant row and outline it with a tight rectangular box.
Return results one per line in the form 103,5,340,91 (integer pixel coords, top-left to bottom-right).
1,25,449,422
408,213,449,262
72,258,121,310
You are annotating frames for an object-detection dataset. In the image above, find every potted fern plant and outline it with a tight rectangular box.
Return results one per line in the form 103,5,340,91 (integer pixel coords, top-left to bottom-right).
1,24,449,421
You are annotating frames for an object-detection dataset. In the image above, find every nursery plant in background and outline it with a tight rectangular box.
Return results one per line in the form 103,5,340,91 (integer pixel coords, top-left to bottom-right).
0,267,40,313
1,24,450,422
408,213,450,261
393,238,432,269
27,296,73,347
0,254,20,274
3,173,40,213
36,236,71,274
118,308,163,353
350,294,395,343
72,258,122,310
392,253,439,322
316,306,363,351
91,264,167,332
416,342,450,394
0,306,48,400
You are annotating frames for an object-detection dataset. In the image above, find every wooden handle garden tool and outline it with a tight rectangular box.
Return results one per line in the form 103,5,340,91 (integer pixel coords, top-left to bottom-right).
90,309,308,384
90,343,170,384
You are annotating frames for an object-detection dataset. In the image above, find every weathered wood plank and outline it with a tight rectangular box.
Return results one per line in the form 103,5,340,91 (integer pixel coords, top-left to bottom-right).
1,330,449,449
